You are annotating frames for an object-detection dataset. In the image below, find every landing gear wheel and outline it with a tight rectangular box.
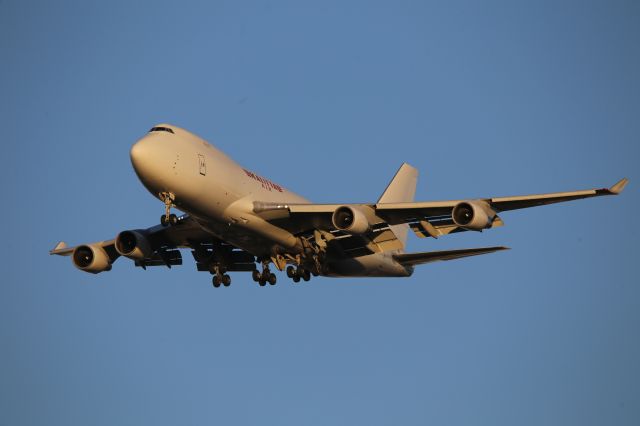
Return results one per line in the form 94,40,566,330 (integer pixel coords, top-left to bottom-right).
169,214,178,225
286,266,295,278
268,273,277,285
161,215,168,227
222,274,231,286
293,275,301,283
302,269,311,282
258,260,273,287
252,270,261,282
212,275,221,288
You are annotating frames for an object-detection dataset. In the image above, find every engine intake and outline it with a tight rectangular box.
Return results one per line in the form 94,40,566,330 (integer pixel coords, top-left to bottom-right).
115,230,152,260
72,244,112,273
452,200,496,230
331,206,371,235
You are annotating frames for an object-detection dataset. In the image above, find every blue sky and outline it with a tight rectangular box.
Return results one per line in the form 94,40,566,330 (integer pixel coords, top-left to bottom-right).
1,1,638,425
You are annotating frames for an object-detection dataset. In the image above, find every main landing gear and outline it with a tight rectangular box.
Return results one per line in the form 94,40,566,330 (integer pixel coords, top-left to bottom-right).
252,261,277,286
286,265,311,283
207,256,320,289
159,192,178,226
211,266,231,288
251,255,317,286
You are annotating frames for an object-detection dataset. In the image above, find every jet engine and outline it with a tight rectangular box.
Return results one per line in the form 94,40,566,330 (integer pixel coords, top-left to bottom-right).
72,244,113,273
452,200,496,230
115,230,152,260
331,206,371,235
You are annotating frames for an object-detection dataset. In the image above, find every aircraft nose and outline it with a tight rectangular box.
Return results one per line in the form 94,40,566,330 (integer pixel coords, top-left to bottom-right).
129,135,171,193
130,137,151,173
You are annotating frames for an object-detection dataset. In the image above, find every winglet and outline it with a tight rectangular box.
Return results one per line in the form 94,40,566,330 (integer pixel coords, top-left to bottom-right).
609,178,629,194
53,241,67,251
50,241,74,256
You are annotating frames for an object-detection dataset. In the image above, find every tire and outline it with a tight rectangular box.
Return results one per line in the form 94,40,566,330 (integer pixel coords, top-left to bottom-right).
252,270,261,282
259,279,266,287
268,273,277,285
302,270,311,282
293,275,300,283
222,274,231,286
160,215,168,226
212,275,221,288
169,214,178,225
286,266,295,278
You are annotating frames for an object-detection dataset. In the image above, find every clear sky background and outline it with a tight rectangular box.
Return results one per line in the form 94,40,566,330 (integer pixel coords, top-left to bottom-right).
1,1,638,425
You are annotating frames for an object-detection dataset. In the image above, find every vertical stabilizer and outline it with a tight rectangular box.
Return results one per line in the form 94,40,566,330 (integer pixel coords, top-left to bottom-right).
377,163,418,248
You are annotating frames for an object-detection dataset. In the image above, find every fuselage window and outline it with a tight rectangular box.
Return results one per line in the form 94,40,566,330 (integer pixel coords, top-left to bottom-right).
149,127,175,134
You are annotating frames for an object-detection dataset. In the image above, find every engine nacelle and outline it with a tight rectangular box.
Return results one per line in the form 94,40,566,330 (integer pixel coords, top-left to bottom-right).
452,200,496,230
72,244,113,274
331,205,371,235
115,230,152,260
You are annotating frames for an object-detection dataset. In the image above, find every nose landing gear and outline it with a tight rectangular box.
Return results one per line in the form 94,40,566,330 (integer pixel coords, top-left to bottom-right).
161,214,178,227
159,192,178,226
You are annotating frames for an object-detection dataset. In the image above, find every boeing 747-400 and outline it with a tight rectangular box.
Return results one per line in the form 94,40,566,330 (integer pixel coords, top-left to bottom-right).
50,124,628,287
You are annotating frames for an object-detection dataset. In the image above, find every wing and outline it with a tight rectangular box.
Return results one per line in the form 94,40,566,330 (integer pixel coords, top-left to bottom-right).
376,177,628,223
49,214,207,255
257,178,628,240
49,214,255,273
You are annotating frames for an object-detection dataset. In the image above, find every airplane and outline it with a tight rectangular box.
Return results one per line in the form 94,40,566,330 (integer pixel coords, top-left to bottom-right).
50,124,628,287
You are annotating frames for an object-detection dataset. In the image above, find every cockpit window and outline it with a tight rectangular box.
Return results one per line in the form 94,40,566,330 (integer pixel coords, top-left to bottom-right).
149,126,175,134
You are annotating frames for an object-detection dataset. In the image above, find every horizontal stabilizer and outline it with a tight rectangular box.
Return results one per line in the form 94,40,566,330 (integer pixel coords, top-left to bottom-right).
394,246,509,266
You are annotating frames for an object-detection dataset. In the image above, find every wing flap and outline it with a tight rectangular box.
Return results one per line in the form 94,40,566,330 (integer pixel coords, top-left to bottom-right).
409,216,505,239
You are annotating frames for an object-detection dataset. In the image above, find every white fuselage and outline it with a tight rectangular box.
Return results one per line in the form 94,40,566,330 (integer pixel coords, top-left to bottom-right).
130,124,412,277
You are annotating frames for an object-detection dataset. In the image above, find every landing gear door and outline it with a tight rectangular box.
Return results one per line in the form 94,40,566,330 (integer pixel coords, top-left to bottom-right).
198,154,206,176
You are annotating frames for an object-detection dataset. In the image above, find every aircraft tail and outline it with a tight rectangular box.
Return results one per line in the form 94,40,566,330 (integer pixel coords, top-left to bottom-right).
377,163,418,248
394,246,509,266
